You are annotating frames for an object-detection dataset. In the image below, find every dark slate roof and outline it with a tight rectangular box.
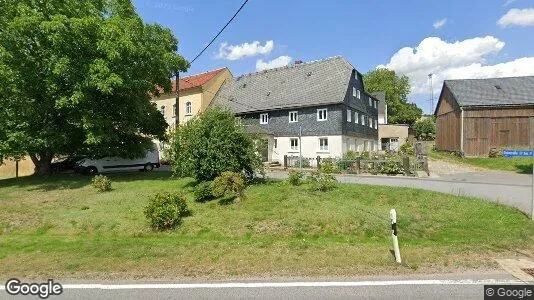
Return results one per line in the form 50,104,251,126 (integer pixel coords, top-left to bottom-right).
371,91,387,115
211,56,355,114
444,76,534,107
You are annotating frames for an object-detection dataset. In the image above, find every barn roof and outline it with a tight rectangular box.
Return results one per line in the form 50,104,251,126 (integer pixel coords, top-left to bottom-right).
211,56,359,114
444,76,534,108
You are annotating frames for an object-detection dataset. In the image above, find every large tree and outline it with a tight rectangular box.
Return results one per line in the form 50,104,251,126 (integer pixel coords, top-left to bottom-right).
0,0,188,174
363,68,422,126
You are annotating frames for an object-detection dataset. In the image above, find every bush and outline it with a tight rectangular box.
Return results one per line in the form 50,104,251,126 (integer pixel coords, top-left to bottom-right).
361,151,370,158
169,107,263,182
319,159,336,174
288,170,304,186
194,181,215,202
308,171,337,192
144,192,190,230
413,118,436,141
379,157,403,175
400,141,414,156
91,175,111,192
343,150,358,160
212,171,246,201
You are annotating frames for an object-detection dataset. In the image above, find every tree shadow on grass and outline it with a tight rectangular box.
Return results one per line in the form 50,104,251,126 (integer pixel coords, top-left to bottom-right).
0,170,175,191
514,164,533,174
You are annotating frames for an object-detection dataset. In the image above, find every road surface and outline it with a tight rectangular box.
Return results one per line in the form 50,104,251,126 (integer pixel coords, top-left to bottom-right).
1,273,528,300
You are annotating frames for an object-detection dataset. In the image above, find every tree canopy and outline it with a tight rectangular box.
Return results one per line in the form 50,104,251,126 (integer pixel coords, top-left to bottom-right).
413,117,436,141
0,0,188,174
168,107,263,182
363,68,422,126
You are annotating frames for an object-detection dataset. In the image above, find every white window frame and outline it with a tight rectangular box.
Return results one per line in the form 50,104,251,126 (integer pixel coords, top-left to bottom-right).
289,111,298,123
346,109,351,122
355,112,359,124
260,113,269,124
368,98,372,107
185,102,192,115
318,137,329,152
374,119,378,129
352,87,357,97
317,108,328,121
357,90,361,99
290,138,299,151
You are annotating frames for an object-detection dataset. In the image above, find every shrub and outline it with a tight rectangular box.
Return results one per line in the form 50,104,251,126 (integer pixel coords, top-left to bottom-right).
343,150,358,160
379,157,403,175
194,181,215,202
288,170,304,186
361,151,370,158
337,159,351,171
212,171,246,201
319,159,336,174
144,192,190,230
413,117,436,141
308,171,337,192
400,141,414,156
91,175,111,192
169,107,263,181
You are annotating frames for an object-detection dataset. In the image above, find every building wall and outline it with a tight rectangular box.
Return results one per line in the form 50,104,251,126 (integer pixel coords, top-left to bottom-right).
463,107,534,156
201,69,233,111
151,95,177,129
177,88,203,125
378,124,410,148
435,85,462,152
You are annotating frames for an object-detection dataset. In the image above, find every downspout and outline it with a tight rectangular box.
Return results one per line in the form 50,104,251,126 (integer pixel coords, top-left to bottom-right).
460,107,464,155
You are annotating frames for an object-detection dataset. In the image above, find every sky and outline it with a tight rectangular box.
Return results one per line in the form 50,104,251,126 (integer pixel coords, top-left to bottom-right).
133,0,534,114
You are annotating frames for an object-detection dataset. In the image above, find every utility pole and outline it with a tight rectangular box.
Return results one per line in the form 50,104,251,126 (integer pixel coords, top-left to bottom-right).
428,73,434,114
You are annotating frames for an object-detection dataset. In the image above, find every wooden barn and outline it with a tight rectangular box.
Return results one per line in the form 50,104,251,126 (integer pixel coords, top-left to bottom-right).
434,76,534,156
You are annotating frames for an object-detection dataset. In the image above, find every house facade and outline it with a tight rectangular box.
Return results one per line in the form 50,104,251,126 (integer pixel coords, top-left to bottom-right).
434,76,534,156
211,56,379,163
375,91,412,151
151,68,233,129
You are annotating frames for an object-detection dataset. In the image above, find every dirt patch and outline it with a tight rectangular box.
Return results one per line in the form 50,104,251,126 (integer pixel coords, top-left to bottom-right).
428,158,486,175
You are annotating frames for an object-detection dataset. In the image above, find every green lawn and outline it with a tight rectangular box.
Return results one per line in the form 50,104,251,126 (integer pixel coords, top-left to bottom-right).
429,149,533,174
1,171,533,280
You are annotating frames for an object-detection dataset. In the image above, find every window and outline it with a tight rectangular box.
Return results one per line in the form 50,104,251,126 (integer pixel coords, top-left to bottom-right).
346,109,351,122
369,117,373,128
357,90,361,99
260,113,269,124
319,138,329,151
274,138,277,149
368,98,372,107
374,119,378,129
374,100,378,109
355,112,359,124
290,138,299,151
352,87,357,97
172,104,176,118
361,115,366,126
289,111,298,123
317,108,328,121
185,102,192,115
160,105,165,116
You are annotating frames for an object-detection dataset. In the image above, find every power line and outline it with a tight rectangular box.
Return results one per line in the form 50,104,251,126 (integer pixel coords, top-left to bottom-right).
189,0,250,65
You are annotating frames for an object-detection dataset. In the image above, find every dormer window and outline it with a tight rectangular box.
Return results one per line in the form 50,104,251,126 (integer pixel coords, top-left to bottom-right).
317,108,328,121
357,90,361,99
260,113,269,124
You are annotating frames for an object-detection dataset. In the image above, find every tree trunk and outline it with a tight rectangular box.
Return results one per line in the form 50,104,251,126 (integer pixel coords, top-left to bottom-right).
30,153,54,175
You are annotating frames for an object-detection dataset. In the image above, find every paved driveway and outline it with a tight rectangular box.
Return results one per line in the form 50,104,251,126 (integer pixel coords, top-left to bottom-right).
267,170,534,215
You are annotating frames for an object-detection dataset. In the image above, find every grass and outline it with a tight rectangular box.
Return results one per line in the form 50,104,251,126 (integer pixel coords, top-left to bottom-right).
1,171,533,280
429,149,533,174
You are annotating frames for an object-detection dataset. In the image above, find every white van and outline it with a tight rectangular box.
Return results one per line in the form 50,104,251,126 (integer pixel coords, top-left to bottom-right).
74,148,160,175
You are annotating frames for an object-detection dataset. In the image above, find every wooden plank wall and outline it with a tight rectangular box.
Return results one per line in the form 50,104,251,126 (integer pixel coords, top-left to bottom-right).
463,107,534,156
435,86,461,151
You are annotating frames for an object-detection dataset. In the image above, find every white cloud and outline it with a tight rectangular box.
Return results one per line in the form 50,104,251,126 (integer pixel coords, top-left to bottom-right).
378,35,534,112
256,56,292,71
216,40,274,60
433,18,447,29
498,8,534,27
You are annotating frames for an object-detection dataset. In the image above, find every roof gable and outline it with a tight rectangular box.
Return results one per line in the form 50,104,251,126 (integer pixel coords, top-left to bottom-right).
211,56,355,113
444,76,534,108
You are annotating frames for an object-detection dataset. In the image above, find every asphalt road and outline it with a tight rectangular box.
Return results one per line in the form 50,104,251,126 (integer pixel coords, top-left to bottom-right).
267,170,534,215
1,273,528,300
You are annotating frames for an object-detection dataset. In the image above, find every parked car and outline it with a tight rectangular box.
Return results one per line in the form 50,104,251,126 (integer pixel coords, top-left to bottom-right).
51,156,87,174
74,149,160,175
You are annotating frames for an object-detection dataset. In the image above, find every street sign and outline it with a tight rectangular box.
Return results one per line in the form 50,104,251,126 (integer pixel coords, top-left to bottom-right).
502,150,534,157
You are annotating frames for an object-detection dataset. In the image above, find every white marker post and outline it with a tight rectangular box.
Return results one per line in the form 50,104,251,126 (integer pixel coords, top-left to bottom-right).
390,209,402,263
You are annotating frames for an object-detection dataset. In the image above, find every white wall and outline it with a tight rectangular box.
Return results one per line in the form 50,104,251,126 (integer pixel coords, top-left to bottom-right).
271,135,378,162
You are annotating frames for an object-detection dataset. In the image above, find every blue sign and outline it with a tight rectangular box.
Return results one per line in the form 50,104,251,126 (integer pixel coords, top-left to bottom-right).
502,150,534,157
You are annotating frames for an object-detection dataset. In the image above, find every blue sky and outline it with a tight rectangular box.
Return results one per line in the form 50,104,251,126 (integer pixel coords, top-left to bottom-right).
133,0,534,113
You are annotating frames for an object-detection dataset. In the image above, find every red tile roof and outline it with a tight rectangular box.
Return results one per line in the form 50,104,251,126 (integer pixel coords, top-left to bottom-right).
156,68,227,94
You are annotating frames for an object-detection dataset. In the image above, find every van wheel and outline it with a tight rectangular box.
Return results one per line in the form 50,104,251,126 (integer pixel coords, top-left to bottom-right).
144,163,154,172
86,166,98,175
